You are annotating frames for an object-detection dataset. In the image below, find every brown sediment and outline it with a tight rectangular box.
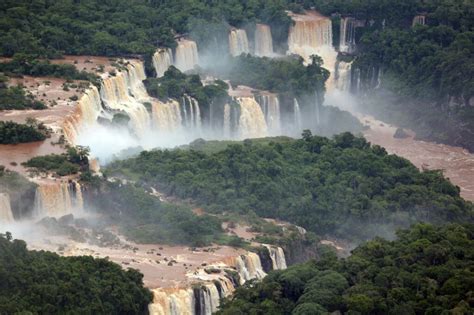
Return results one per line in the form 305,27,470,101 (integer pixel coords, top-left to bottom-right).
361,113,474,202
27,233,245,289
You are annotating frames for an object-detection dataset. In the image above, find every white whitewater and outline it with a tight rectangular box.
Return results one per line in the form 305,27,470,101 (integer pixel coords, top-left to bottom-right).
99,60,151,137
149,288,194,315
151,99,183,133
182,95,202,132
263,245,288,270
334,60,353,91
149,247,286,315
229,29,250,56
293,98,302,134
174,39,199,72
0,193,14,223
339,17,356,53
153,48,174,77
258,94,281,135
254,24,273,56
236,97,268,139
34,181,83,218
223,103,231,138
287,11,338,90
413,15,426,26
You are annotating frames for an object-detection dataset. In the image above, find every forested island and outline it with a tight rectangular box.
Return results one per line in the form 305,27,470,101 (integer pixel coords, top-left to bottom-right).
1,0,473,314
108,134,473,241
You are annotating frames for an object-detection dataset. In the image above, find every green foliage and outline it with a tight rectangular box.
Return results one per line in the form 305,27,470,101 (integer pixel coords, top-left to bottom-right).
0,54,99,83
108,134,473,241
23,146,90,176
0,234,152,314
0,0,292,58
0,76,46,110
218,223,474,314
88,182,225,246
0,120,49,144
213,54,330,96
0,168,36,219
145,66,229,108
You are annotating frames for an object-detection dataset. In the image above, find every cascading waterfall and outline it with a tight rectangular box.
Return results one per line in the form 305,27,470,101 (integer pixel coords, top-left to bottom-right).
257,94,281,135
62,85,102,144
151,99,183,132
287,11,338,89
99,61,151,137
229,29,250,56
339,17,356,53
314,90,321,125
153,48,174,77
254,24,273,57
293,98,302,133
223,104,231,138
181,95,202,132
149,288,195,315
149,248,286,315
413,15,426,26
174,39,199,73
263,245,288,270
236,97,268,139
235,252,267,283
0,193,14,223
334,60,353,91
34,181,83,218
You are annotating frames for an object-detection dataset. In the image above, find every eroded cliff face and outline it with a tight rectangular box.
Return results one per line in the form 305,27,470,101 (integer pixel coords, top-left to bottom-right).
149,245,288,315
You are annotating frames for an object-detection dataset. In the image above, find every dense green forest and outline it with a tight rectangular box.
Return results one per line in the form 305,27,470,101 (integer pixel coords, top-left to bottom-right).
23,146,90,176
0,75,46,110
0,0,292,58
108,134,473,241
0,119,49,144
0,233,152,314
213,54,329,97
85,180,227,246
217,223,474,314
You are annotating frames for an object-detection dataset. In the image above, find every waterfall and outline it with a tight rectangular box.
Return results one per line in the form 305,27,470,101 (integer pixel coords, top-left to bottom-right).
412,15,426,26
293,98,302,134
236,97,268,139
149,249,279,315
0,193,14,223
182,95,202,132
223,104,231,138
99,60,151,137
235,252,267,283
258,94,281,135
34,181,83,218
287,11,338,89
339,17,356,53
62,85,102,144
149,288,195,315
334,60,353,91
263,245,288,270
153,48,174,77
229,29,250,56
151,99,182,132
254,24,273,57
314,90,321,125
174,39,199,73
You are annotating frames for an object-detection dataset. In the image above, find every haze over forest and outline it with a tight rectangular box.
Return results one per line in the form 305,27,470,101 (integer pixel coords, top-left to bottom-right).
0,0,473,314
